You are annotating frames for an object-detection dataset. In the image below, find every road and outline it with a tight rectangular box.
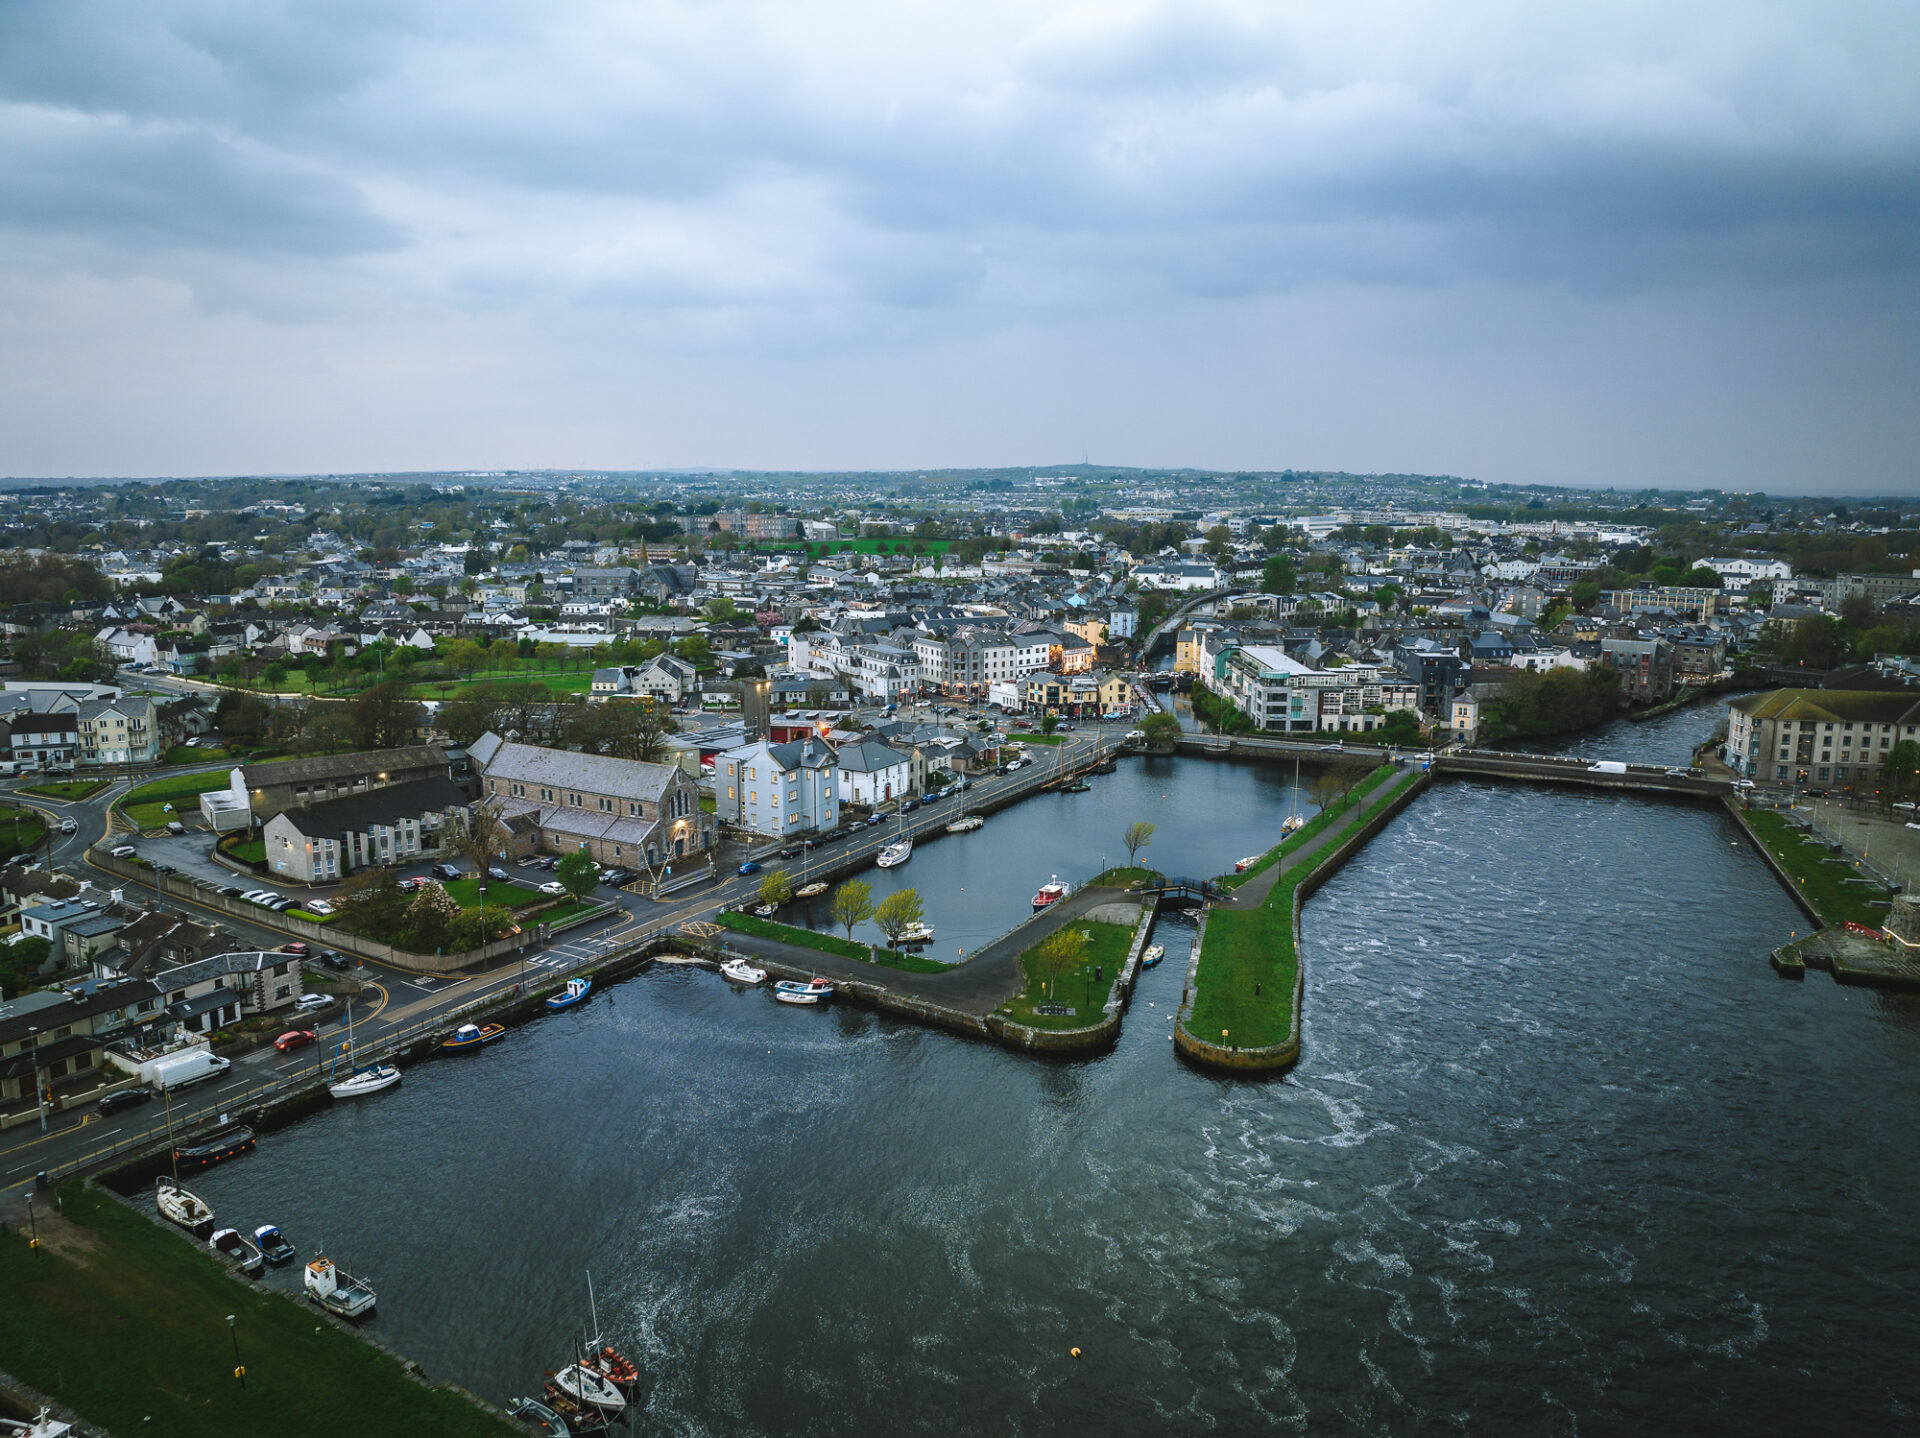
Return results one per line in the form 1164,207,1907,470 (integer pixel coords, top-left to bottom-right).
0,723,1132,1195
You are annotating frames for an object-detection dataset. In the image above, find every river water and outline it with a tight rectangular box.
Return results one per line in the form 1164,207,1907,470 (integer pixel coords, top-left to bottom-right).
181,708,1920,1436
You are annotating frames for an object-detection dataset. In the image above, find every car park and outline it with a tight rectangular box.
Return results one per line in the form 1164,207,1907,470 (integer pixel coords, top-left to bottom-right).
97,1085,154,1115
274,1029,317,1052
539,880,568,896
293,993,331,1012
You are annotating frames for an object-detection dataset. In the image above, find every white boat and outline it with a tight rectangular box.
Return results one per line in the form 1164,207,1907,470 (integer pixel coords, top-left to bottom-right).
1142,944,1165,968
720,958,766,985
753,902,778,916
946,814,984,834
305,1254,378,1318
898,922,935,945
773,977,834,1005
1032,877,1068,909
328,999,401,1098
506,1397,569,1437
155,1177,215,1237
795,882,827,898
876,837,912,868
1234,855,1261,872
209,1226,264,1275
0,1409,73,1438
1280,814,1305,835
552,1361,627,1413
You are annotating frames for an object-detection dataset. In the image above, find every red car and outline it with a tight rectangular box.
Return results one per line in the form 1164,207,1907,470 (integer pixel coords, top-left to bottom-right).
278,941,311,956
274,1029,317,1052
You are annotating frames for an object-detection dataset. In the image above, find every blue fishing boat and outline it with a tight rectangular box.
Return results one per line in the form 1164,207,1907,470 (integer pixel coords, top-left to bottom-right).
546,976,592,1011
773,977,833,1006
441,1022,506,1051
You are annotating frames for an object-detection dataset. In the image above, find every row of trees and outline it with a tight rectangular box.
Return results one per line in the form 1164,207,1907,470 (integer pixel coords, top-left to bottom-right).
1477,664,1622,741
749,872,928,951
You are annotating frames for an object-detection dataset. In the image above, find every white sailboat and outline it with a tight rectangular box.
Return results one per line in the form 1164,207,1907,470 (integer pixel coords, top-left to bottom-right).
876,836,912,868
1280,754,1305,835
327,1001,401,1099
551,1360,627,1414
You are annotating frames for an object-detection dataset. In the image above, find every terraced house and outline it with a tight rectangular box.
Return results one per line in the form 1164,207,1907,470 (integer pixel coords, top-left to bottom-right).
469,731,714,868
77,694,158,766
1727,689,1920,788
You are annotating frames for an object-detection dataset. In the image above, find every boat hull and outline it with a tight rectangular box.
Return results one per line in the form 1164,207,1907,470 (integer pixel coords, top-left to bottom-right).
173,1129,255,1171
328,1065,401,1099
719,960,766,985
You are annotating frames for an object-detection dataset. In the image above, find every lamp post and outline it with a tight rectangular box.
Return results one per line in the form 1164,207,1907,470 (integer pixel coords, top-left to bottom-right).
28,1026,47,1133
227,1313,246,1388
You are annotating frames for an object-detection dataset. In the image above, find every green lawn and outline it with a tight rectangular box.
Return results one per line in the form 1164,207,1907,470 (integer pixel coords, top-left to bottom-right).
537,898,599,927
165,744,233,763
20,779,110,801
1003,919,1135,1029
1010,732,1068,746
223,836,267,864
1743,810,1893,927
123,770,231,829
0,805,47,862
400,671,594,699
439,876,546,911
1089,867,1158,887
1217,763,1395,890
717,910,949,973
0,1184,518,1438
1191,770,1422,1048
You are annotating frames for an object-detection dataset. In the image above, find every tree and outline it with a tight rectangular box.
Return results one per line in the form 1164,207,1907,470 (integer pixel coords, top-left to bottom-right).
448,904,515,952
830,878,875,942
261,661,289,689
451,799,509,910
1040,713,1060,735
1122,820,1155,867
758,867,795,910
1034,925,1087,1001
406,882,462,951
1140,711,1182,746
1882,740,1920,803
1203,525,1233,563
873,888,924,949
1262,554,1296,595
349,679,426,750
556,849,599,900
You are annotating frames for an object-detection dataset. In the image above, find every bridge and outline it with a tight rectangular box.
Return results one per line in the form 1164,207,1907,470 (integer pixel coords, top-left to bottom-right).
1137,877,1225,905
1172,732,1732,799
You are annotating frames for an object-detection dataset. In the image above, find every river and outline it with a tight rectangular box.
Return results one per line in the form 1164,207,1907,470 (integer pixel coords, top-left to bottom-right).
178,705,1920,1435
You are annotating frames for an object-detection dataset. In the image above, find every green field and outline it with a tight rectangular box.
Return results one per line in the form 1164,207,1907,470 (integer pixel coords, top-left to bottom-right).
1190,770,1422,1048
223,836,267,864
19,779,110,801
717,911,949,973
166,744,233,763
123,770,231,829
0,805,47,862
0,1184,518,1438
439,876,545,911
1003,919,1135,1029
1743,810,1893,927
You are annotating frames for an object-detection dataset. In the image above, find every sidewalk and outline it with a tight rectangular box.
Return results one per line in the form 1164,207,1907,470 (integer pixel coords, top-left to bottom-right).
1215,769,1412,912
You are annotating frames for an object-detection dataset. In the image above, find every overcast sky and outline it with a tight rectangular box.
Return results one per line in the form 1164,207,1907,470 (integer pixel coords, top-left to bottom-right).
2,1,1916,492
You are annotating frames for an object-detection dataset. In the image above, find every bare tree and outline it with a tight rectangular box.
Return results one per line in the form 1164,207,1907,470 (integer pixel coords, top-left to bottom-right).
1122,820,1155,868
450,798,510,911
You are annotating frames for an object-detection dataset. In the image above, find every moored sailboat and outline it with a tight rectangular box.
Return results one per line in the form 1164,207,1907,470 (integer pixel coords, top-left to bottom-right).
876,837,912,868
328,1001,400,1099
155,1177,215,1238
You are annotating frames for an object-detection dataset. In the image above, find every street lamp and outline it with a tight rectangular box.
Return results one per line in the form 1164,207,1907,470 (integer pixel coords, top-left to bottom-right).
227,1313,246,1388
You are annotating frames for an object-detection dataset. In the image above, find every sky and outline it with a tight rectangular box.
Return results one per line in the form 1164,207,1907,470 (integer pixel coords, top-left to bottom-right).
1,1,1916,493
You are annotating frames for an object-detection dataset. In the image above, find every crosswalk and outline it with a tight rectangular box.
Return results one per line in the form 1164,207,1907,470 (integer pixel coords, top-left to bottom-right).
534,929,634,968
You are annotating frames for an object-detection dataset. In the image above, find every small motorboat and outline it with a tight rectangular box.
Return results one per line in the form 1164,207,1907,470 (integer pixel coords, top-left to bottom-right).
551,1361,627,1413
720,958,766,985
173,1127,256,1171
876,838,912,868
441,1022,506,1051
1234,855,1261,872
305,1255,377,1319
1280,814,1305,835
773,977,834,1006
0,1408,74,1438
587,1343,642,1393
752,902,778,916
1062,779,1092,793
1032,877,1068,909
209,1226,264,1275
540,1385,610,1434
328,1063,401,1099
897,922,935,946
946,814,984,834
155,1178,215,1238
506,1397,570,1436
795,882,828,897
545,976,592,1011
1141,945,1165,968
253,1224,297,1264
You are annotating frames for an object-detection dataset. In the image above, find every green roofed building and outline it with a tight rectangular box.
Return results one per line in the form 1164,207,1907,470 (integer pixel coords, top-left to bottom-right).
1726,689,1920,787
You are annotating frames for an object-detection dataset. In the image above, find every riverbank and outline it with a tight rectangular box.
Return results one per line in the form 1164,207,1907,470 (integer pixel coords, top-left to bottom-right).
0,1183,517,1438
1177,767,1429,1072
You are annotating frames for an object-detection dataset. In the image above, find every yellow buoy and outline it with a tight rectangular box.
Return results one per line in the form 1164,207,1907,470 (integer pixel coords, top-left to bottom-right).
1071,1347,1081,1359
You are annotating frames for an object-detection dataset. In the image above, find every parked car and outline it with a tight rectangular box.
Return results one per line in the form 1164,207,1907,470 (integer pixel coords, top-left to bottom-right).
267,897,299,911
487,865,511,882
538,856,558,870
318,950,351,971
215,884,243,897
278,941,311,956
396,877,427,892
1319,743,1345,752
165,820,186,835
304,899,335,916
151,863,176,875
430,862,462,881
777,847,799,860
274,1029,317,1052
97,1085,154,1115
737,861,761,875
110,844,137,858
600,868,637,887
539,880,568,896
293,993,331,1012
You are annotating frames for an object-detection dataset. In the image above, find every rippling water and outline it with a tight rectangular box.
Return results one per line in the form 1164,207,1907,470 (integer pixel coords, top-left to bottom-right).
182,728,1920,1435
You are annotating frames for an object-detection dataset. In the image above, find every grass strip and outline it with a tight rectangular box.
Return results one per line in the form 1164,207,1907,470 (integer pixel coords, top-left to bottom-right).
1003,918,1136,1030
1216,763,1396,890
1743,809,1892,927
717,910,949,973
124,770,231,829
0,1184,517,1438
20,779,110,800
1191,770,1422,1048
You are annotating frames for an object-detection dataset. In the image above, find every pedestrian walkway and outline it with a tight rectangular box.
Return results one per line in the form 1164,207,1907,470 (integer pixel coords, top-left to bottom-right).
1214,767,1414,910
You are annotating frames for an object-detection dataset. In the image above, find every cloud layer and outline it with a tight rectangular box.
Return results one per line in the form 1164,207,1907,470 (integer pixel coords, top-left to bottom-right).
1,0,1916,488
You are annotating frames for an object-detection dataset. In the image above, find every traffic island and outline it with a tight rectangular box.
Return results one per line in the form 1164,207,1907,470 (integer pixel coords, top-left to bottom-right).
1177,768,1428,1074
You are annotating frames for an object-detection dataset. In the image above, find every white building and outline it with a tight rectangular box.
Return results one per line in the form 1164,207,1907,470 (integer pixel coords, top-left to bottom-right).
713,737,839,836
1700,556,1793,583
834,738,912,807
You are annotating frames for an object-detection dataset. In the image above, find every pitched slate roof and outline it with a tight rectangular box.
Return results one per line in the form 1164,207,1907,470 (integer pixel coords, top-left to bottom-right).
471,734,682,801
238,744,447,789
273,777,472,838
1731,689,1920,725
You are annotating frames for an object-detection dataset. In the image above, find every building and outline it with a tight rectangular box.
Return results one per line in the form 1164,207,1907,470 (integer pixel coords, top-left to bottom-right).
572,567,640,601
1826,572,1920,610
1016,670,1135,716
1599,636,1674,702
1450,692,1479,741
1603,588,1721,622
713,737,839,835
1213,645,1318,732
470,732,713,868
19,899,126,971
224,745,454,823
833,738,912,807
0,978,165,1109
261,777,473,884
0,710,77,770
1700,557,1792,583
1726,689,1920,786
77,694,158,767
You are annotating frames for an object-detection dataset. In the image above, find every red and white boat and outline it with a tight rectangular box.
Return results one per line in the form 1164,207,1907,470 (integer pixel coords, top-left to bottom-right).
1032,877,1068,910
1234,855,1260,872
